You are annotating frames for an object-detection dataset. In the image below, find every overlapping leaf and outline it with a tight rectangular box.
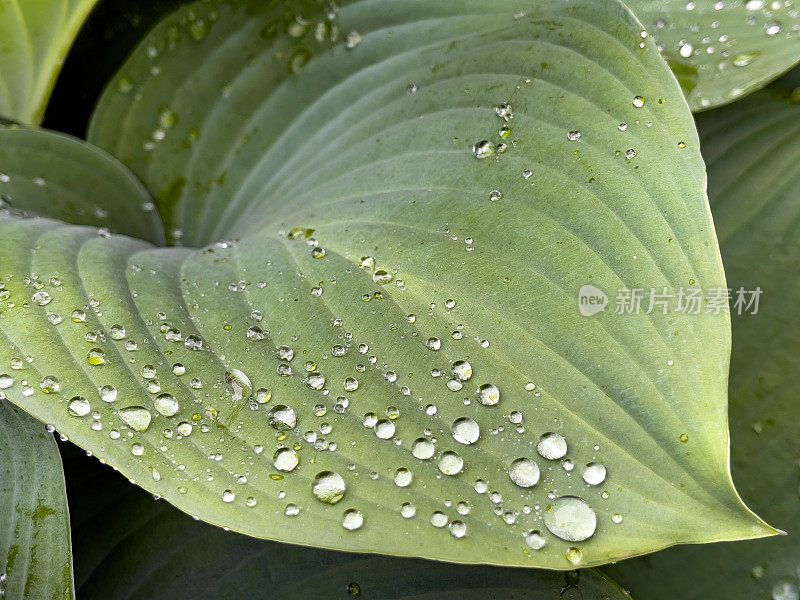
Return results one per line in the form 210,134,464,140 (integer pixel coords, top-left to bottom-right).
0,0,99,124
65,449,631,600
606,67,800,599
628,0,800,111
0,126,164,244
0,400,73,599
0,0,773,570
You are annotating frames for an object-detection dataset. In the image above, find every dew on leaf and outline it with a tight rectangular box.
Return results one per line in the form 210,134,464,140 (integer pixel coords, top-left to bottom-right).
476,383,500,406
312,471,346,504
68,396,91,417
451,417,480,445
582,462,607,486
543,496,597,542
273,447,299,472
268,405,297,430
537,432,568,459
119,406,152,432
509,457,540,488
342,509,364,530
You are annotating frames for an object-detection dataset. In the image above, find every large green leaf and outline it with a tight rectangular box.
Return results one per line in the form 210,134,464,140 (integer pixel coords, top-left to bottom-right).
627,0,800,111
0,400,72,599
0,0,99,124
0,0,773,570
65,448,631,600
605,67,800,598
0,126,164,244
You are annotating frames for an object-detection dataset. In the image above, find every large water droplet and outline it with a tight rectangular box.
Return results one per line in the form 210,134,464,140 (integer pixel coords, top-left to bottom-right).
543,496,597,542
269,405,297,430
273,447,299,472
537,432,567,459
411,438,435,460
118,406,152,432
68,396,91,417
451,417,480,445
438,451,464,475
225,369,252,400
154,393,179,417
508,457,540,488
476,383,500,406
312,471,346,504
582,462,607,486
342,509,364,530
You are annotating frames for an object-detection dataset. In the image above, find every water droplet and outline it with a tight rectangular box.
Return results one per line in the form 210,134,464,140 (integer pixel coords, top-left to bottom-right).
0,374,13,389
273,447,299,472
543,496,597,542
109,324,126,340
68,396,91,417
39,376,60,393
31,291,51,306
451,417,480,445
430,512,448,527
449,520,467,538
401,502,416,518
312,471,346,504
582,462,607,486
374,419,396,439
565,547,583,565
118,406,152,432
372,269,393,284
87,348,105,366
451,360,472,381
509,457,540,488
225,369,252,401
476,383,500,406
524,530,546,550
567,130,582,142
269,405,297,430
305,372,325,390
411,438,435,460
154,393,179,417
425,337,442,351
394,468,413,487
342,508,364,530
438,451,464,475
494,102,513,121
472,140,496,159
537,432,567,459
222,490,235,503
632,96,645,108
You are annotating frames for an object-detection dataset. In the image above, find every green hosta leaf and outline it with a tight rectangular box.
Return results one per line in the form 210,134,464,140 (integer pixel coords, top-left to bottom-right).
605,67,800,598
0,126,164,244
0,0,99,124
66,449,631,600
0,400,73,599
627,0,800,111
0,0,773,569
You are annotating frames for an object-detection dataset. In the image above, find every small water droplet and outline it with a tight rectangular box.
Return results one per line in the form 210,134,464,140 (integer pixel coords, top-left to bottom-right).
509,457,540,488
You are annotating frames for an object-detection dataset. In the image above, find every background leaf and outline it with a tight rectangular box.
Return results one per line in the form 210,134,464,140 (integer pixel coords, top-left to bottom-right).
0,0,99,125
0,126,164,244
0,399,73,600
627,0,800,111
605,66,800,598
64,447,631,600
0,0,772,570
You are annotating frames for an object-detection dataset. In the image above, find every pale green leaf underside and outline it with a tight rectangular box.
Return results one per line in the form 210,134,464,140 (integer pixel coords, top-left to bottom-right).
69,452,631,600
0,126,164,245
0,401,73,600
0,0,772,570
606,67,800,598
0,0,99,124
627,0,800,111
